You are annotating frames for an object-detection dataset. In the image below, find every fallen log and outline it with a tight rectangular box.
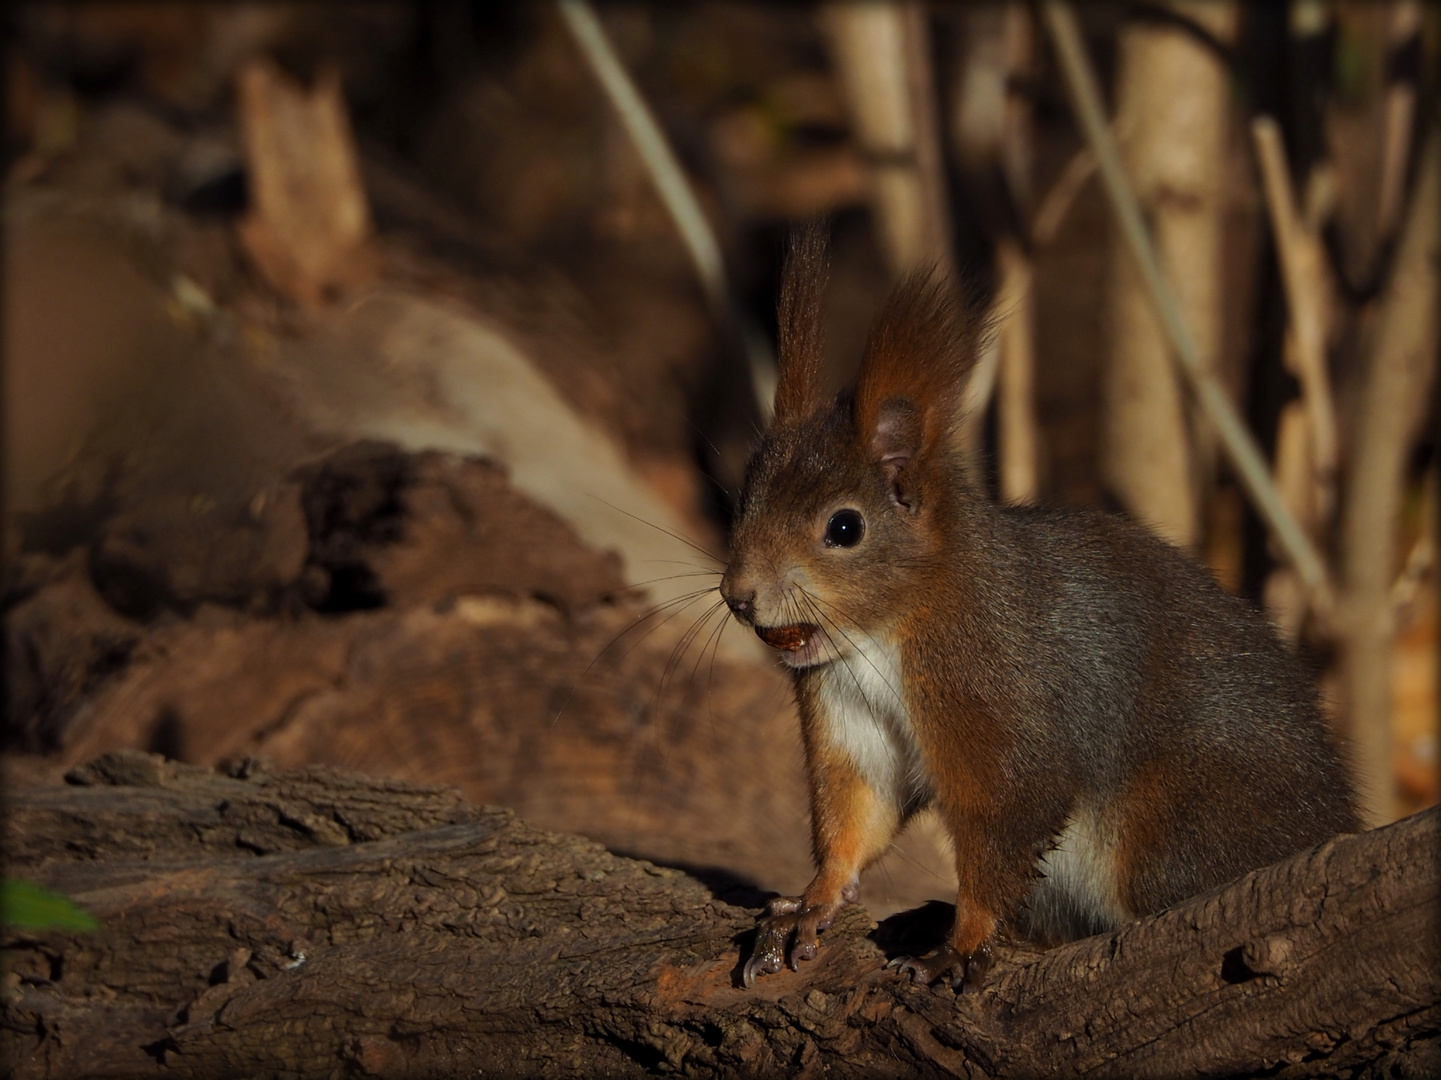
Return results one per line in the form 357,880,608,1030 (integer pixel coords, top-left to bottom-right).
2,751,1436,1078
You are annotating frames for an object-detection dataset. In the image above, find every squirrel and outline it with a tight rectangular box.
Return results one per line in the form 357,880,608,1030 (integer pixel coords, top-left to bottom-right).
721,226,1360,990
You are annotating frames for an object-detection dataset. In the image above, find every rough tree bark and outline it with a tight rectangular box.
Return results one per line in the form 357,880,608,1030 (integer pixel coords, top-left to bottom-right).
3,752,1437,1079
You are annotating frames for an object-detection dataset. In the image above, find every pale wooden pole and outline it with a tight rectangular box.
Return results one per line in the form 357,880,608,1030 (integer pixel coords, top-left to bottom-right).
1337,127,1439,826
820,1,952,278
1097,1,1237,550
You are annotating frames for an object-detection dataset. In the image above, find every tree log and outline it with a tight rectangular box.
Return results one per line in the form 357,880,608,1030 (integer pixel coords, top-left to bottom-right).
3,751,1437,1079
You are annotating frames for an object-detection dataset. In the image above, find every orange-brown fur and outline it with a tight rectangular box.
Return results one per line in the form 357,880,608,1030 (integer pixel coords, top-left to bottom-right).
723,229,1359,990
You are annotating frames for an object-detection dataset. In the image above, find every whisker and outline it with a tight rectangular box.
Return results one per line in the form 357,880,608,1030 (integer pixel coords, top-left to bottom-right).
605,587,721,667
797,591,887,733
683,598,731,703
551,586,720,728
649,600,728,780
610,570,722,594
587,496,726,566
634,559,726,571
798,587,905,708
885,832,954,885
658,598,728,707
700,605,736,738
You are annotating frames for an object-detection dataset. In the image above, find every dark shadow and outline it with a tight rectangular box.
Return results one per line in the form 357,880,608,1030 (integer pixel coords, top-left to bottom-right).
869,899,955,961
604,852,771,911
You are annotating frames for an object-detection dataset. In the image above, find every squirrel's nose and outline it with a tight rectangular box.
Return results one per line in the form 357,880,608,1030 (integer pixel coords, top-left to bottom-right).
724,588,756,624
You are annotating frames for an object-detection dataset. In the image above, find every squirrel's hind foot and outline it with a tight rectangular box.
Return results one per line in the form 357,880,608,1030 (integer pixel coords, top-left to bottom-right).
888,940,994,992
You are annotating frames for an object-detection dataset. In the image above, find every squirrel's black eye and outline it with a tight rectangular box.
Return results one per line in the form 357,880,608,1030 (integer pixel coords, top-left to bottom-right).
824,509,865,548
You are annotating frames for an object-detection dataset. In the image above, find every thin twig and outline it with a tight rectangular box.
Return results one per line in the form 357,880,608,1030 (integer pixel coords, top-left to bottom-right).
1041,1,1335,615
555,0,776,419
1031,141,1097,247
1377,1,1423,242
1390,466,1435,616
1252,115,1338,522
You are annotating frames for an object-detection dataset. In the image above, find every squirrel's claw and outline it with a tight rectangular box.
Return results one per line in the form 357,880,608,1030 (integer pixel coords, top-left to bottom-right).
742,896,835,986
742,913,795,987
889,941,993,992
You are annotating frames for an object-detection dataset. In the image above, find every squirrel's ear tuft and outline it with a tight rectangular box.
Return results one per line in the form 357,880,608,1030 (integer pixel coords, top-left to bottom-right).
855,270,984,478
772,222,829,425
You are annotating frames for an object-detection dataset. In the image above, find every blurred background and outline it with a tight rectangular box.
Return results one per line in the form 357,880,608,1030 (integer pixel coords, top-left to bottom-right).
4,2,1436,915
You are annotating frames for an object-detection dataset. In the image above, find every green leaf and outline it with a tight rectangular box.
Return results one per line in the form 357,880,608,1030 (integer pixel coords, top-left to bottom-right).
1,879,99,932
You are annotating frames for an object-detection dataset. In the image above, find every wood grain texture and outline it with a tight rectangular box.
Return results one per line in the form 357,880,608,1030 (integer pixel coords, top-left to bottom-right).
3,752,1435,1079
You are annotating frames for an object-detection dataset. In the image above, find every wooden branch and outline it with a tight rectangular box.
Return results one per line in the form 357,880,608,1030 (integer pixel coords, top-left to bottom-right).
235,57,377,306
4,753,1437,1079
1337,123,1441,825
1252,115,1338,526
1376,2,1424,244
1251,114,1340,640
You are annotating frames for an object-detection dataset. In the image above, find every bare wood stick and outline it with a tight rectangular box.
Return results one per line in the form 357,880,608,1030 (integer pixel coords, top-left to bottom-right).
1377,1,1423,242
1252,115,1339,525
1390,466,1435,615
821,2,953,278
897,2,954,278
1042,1,1334,611
947,8,1040,503
1263,402,1315,640
555,0,776,419
1031,141,1097,247
1337,125,1440,825
235,58,377,307
996,238,1040,504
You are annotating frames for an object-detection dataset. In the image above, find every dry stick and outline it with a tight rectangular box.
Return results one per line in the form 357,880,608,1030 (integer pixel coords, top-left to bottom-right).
996,7,1041,505
1390,466,1435,615
555,0,776,420
1376,1,1423,243
897,2,955,278
1041,1,1334,614
1252,116,1340,639
1252,116,1339,519
1338,126,1440,825
996,237,1040,504
948,7,1041,500
1031,142,1097,248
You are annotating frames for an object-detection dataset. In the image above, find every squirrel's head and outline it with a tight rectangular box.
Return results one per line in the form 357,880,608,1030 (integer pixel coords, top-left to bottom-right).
720,225,985,667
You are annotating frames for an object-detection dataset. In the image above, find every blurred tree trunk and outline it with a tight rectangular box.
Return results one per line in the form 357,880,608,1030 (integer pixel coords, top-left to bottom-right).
1101,2,1237,549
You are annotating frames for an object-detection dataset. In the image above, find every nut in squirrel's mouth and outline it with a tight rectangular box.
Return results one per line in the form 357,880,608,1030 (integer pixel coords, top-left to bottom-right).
755,623,820,652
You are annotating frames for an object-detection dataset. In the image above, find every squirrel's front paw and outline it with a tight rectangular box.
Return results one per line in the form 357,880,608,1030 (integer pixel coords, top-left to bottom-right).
887,940,994,992
742,896,835,987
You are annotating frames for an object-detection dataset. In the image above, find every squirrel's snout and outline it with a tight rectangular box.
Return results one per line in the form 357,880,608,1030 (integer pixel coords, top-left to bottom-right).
723,586,756,624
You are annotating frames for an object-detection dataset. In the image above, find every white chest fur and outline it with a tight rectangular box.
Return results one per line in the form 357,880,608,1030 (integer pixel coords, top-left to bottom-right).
811,634,931,812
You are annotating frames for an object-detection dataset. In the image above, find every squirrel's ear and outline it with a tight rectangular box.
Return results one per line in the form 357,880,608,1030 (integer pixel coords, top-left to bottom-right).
855,270,982,503
772,223,829,425
870,398,924,509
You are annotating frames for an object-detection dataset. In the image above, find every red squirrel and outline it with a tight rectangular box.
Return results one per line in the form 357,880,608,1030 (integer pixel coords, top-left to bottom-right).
721,227,1359,990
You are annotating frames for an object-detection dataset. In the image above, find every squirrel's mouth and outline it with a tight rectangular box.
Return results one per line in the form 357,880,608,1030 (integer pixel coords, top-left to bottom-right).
754,623,820,652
